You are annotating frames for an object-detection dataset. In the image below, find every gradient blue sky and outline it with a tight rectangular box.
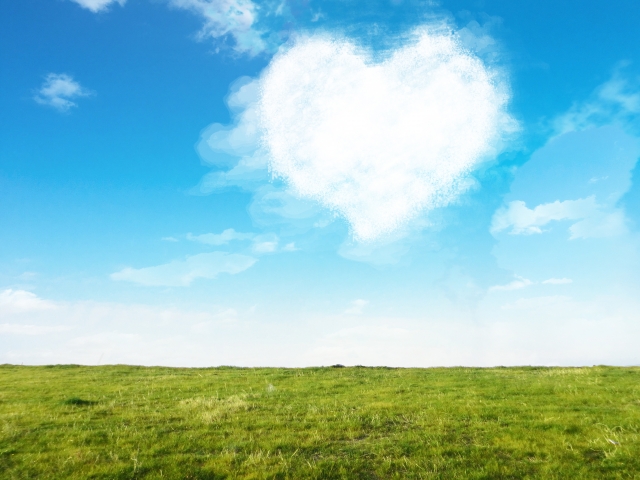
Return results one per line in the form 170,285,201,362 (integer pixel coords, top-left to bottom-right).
1,0,639,366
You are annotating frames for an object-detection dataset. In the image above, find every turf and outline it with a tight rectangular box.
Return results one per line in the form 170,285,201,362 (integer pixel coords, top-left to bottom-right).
1,365,639,479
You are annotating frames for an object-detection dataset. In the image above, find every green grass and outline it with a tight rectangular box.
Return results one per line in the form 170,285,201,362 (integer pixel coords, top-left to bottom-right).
1,365,639,479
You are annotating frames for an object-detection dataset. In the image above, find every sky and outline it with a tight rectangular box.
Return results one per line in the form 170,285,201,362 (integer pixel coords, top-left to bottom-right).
1,0,639,367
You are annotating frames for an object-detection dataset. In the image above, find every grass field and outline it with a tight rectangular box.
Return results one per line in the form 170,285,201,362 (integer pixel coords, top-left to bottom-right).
1,365,639,479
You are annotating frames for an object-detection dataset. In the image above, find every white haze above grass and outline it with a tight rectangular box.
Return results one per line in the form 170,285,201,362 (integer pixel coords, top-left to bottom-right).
3,289,640,367
258,28,516,241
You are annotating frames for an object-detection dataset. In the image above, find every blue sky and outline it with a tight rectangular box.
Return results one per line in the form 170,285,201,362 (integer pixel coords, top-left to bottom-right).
1,0,639,366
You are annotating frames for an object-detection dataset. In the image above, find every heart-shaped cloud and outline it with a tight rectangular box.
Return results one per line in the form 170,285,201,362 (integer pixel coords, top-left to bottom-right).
258,29,515,241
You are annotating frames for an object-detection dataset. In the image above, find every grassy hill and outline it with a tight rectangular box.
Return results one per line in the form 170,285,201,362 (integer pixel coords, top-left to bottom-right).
1,365,639,478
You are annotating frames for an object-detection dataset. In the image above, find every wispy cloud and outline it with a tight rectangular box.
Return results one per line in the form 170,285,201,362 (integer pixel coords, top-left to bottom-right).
282,242,297,252
491,197,626,239
542,278,573,285
489,277,573,293
187,229,254,245
34,73,92,112
328,325,409,339
193,76,270,193
344,299,369,315
553,65,640,135
110,252,257,286
492,197,597,235
488,276,533,293
169,0,266,55
0,323,71,335
251,233,278,253
186,229,293,254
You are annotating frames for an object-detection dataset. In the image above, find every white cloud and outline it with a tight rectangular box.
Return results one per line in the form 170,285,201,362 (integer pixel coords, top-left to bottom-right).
169,0,266,55
0,289,57,315
553,67,640,135
70,0,126,13
34,73,92,112
194,27,515,242
542,278,573,285
488,276,533,293
491,197,627,239
187,229,254,245
110,252,257,286
161,236,179,242
344,299,369,315
259,29,516,241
